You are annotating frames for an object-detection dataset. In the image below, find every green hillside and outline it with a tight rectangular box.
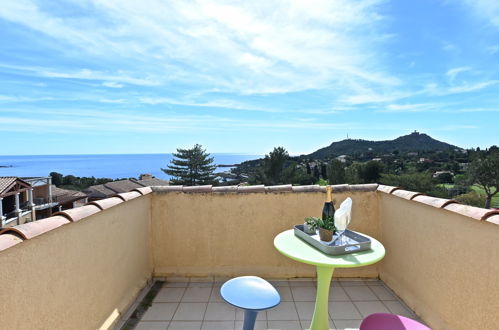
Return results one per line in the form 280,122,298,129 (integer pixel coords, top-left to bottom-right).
306,131,459,159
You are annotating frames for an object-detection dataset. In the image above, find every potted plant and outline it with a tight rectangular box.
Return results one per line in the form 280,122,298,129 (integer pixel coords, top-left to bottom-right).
316,216,335,241
303,216,319,234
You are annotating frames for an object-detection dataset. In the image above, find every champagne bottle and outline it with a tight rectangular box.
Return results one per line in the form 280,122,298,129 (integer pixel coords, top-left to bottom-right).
322,186,335,226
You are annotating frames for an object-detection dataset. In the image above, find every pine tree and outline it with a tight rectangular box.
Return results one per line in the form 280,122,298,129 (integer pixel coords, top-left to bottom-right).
162,144,217,185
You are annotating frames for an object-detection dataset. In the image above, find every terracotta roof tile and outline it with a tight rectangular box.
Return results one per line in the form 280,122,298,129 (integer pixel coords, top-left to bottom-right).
265,184,292,192
212,186,238,193
377,185,400,194
237,185,265,193
132,186,153,195
392,189,423,200
0,177,17,193
0,233,23,251
183,185,213,193
0,216,70,239
291,185,321,192
348,184,378,192
485,214,499,225
103,180,143,193
115,191,142,201
134,178,170,187
153,185,183,192
443,203,499,221
87,197,124,210
53,205,101,222
51,185,87,204
412,195,457,209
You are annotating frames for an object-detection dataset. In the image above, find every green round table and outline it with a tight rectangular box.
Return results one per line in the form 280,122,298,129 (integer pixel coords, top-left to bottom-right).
274,230,385,330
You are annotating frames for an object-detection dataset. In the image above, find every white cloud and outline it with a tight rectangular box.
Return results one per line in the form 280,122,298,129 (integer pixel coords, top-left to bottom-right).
446,67,471,81
102,81,124,88
382,103,441,112
0,0,393,96
461,0,499,28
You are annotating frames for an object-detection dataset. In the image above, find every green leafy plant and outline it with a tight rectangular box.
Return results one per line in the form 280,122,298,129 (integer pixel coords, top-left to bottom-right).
304,216,319,230
316,216,335,231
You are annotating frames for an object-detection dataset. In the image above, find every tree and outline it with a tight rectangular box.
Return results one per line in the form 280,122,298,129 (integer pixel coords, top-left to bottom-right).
262,146,289,185
345,162,364,184
50,172,63,186
362,161,384,183
465,152,499,209
162,144,217,186
327,160,345,184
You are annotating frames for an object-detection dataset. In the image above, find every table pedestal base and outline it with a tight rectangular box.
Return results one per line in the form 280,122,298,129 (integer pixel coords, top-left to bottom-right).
309,266,334,330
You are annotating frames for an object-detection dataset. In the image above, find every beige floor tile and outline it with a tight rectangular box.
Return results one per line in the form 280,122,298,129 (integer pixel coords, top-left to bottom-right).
236,309,266,321
142,303,179,321
235,320,267,330
267,320,304,329
291,286,317,302
276,286,293,301
269,280,290,287
338,280,366,286
168,321,202,330
172,303,207,321
166,277,190,283
329,286,350,301
294,301,321,321
300,320,335,330
289,280,316,287
182,287,212,302
204,302,236,321
353,301,390,317
343,286,378,301
209,286,224,302
333,319,362,330
267,301,300,321
368,285,397,301
328,301,362,320
188,281,214,287
165,282,190,288
383,300,416,318
155,288,186,303
201,321,235,330
135,321,170,330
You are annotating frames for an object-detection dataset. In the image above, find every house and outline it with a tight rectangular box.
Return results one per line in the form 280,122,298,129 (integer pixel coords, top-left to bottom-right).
0,177,35,227
336,155,347,163
83,174,169,201
51,186,88,213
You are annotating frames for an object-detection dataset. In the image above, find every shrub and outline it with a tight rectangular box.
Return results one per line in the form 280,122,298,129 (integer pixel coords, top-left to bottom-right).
455,191,486,208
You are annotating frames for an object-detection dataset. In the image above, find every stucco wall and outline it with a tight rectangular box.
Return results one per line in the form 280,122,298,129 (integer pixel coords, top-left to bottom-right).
0,195,152,330
151,191,380,278
379,193,499,330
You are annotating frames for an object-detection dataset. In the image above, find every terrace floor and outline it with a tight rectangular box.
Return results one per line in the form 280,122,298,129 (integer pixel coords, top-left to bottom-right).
129,278,421,330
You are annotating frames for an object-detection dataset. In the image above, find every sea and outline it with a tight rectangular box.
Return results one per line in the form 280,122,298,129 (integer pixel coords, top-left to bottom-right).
0,154,260,180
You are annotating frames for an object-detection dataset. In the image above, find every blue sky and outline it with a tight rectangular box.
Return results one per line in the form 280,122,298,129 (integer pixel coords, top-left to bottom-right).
0,0,498,155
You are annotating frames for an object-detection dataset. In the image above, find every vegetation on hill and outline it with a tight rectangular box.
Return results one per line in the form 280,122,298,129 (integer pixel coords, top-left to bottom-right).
50,172,115,190
306,131,458,159
220,133,497,209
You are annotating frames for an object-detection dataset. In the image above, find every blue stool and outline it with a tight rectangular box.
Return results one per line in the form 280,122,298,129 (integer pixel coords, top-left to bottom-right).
220,276,280,330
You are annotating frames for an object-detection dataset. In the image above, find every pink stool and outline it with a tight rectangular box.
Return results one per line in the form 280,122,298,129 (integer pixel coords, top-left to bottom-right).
360,313,431,330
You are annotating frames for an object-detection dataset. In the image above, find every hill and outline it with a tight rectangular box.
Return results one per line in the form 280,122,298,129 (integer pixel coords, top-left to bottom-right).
305,131,460,159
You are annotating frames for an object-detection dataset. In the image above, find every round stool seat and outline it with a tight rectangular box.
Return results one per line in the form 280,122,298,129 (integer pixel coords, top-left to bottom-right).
360,313,431,330
220,276,280,311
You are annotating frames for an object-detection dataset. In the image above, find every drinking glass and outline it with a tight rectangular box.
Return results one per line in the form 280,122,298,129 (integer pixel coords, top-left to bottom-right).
335,198,352,244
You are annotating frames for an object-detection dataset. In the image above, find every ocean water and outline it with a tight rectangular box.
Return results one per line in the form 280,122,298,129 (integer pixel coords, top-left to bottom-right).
0,154,260,180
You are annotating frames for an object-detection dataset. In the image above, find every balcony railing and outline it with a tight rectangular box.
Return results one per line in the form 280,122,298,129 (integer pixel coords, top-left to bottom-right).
0,185,497,330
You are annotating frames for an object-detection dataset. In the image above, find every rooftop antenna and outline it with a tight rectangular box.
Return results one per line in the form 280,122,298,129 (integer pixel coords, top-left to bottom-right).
347,133,349,139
